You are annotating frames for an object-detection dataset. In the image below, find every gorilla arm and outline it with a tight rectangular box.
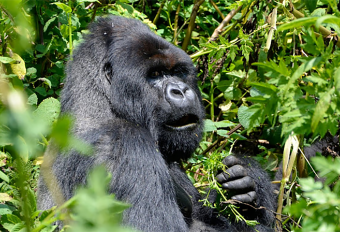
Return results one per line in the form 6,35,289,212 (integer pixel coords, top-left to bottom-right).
94,120,189,232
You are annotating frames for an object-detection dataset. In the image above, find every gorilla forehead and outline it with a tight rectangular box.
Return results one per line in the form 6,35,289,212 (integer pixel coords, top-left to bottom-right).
100,16,193,73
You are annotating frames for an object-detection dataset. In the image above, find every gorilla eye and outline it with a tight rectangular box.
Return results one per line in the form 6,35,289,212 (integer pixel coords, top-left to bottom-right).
151,71,160,77
103,62,113,84
150,70,165,78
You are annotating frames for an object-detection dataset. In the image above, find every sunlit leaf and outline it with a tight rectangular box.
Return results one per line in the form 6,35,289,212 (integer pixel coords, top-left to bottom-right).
52,2,72,13
311,90,332,133
315,15,340,34
0,56,16,64
304,0,317,13
32,98,61,128
277,17,317,32
9,53,26,80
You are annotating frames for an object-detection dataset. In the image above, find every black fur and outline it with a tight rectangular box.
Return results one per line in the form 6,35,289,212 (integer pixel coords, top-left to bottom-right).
38,16,276,232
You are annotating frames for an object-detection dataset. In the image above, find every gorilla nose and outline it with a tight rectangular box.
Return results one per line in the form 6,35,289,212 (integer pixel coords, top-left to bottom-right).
165,82,196,107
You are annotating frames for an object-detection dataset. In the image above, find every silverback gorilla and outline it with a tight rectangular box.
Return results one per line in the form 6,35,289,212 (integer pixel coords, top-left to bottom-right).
38,16,276,232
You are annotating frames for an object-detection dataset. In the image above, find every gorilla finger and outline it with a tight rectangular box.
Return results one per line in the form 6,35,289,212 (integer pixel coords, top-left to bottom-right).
222,155,241,167
221,176,255,190
231,191,256,203
216,165,247,183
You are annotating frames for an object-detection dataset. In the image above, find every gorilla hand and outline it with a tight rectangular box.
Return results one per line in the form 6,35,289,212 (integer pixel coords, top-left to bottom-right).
216,155,257,204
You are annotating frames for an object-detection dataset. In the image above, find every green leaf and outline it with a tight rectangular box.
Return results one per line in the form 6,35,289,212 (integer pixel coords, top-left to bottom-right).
224,86,242,100
52,2,72,13
214,120,235,128
0,170,9,182
230,133,247,140
43,17,57,32
335,66,340,93
36,37,54,58
0,56,16,64
315,15,340,34
27,187,37,214
299,177,323,192
27,93,38,106
249,82,278,95
32,97,61,128
240,44,252,62
9,53,26,80
38,78,52,88
0,204,14,215
225,70,246,79
304,0,317,13
77,0,98,2
217,129,229,137
228,45,238,61
277,17,317,32
35,87,47,96
40,225,58,232
311,90,333,133
0,214,22,231
204,119,217,132
238,105,261,129
304,74,328,85
285,198,307,216
284,57,322,95
26,67,37,77
216,80,232,92
69,167,132,232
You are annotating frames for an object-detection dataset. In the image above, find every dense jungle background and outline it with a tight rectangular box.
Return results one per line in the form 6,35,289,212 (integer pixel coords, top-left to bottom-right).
0,0,339,231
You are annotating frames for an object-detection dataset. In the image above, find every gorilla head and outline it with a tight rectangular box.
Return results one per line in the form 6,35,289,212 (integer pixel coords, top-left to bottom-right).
64,16,204,162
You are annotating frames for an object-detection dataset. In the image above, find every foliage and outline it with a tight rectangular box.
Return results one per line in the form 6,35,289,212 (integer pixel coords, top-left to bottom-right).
284,156,340,232
0,0,339,231
69,167,135,232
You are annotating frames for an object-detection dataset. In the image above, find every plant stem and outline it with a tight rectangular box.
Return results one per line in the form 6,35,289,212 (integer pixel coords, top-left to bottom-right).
210,79,214,121
173,1,181,45
182,0,205,51
153,0,165,25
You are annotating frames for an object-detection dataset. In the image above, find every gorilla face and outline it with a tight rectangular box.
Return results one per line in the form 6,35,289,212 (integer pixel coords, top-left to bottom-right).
99,17,204,161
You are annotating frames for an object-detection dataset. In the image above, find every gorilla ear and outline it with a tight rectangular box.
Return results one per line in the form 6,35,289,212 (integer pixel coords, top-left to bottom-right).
103,62,113,84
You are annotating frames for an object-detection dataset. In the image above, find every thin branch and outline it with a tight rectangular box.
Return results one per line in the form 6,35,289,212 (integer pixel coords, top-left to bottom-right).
201,124,242,156
173,1,181,45
209,0,224,19
209,5,242,42
153,0,166,25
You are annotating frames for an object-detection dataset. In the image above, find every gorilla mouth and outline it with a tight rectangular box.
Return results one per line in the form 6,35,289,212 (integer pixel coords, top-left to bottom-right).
165,114,199,131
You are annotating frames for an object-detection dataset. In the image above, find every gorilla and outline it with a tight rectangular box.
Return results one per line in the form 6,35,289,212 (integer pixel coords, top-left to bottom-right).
38,16,276,232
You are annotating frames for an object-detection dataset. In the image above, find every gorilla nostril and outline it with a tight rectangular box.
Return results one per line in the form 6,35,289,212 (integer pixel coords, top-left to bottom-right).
171,89,183,96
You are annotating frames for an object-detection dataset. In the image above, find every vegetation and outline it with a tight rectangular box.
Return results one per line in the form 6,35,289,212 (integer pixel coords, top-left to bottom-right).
0,0,339,231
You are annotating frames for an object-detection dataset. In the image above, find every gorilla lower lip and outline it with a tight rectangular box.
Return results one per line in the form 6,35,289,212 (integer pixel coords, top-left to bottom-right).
165,114,198,130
